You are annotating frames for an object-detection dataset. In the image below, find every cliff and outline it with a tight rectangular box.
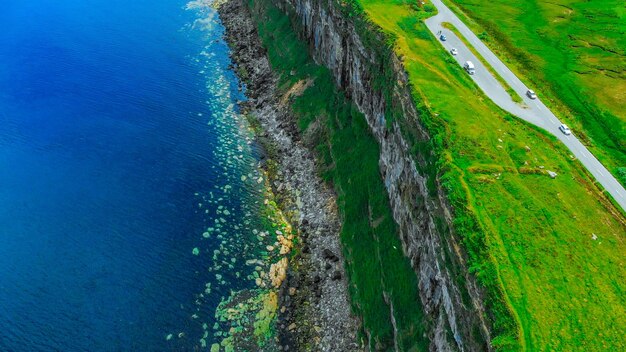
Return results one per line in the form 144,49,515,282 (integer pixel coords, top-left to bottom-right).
219,0,494,349
267,0,492,350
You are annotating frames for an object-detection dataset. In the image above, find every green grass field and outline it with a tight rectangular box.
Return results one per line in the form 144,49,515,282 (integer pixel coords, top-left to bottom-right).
445,0,626,186
351,0,626,350
250,1,429,349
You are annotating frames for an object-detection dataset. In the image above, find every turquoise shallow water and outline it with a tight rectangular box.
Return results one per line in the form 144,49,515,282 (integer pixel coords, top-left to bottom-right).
0,0,267,350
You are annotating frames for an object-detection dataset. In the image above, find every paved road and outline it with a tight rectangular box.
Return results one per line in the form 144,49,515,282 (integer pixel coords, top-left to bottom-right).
424,0,626,211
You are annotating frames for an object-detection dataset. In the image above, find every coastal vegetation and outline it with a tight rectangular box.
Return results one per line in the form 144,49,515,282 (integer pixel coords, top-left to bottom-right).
446,0,626,185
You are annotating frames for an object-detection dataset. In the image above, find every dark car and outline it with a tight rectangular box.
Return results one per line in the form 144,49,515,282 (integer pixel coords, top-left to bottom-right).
440,34,447,41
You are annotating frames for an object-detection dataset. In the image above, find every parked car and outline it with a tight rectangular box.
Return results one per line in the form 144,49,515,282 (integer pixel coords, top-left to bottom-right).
463,61,475,75
450,48,458,55
440,34,447,41
559,124,572,135
526,89,537,99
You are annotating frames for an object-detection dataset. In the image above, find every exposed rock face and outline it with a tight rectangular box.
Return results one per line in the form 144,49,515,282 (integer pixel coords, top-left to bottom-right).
218,0,363,350
269,0,492,350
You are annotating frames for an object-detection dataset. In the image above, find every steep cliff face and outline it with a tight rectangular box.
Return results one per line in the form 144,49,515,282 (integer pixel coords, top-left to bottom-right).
267,0,492,350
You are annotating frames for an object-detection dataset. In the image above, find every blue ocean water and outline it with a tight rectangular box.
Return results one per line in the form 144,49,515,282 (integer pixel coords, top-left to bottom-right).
0,0,264,350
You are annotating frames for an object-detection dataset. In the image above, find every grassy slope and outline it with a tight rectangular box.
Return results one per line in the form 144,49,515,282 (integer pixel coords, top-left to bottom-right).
355,0,626,350
446,0,626,185
250,1,429,350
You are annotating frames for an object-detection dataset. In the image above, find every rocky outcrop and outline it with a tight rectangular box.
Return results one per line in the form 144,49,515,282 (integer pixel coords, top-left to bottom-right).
218,0,363,350
266,0,492,350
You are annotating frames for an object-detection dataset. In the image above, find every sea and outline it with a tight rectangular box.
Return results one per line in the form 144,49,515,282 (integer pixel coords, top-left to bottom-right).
0,0,268,350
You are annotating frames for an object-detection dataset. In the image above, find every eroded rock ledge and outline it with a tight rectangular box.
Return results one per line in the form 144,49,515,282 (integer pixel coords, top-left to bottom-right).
218,0,363,350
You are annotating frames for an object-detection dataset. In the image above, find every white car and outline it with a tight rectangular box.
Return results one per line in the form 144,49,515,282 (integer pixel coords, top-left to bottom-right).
559,124,571,135
450,48,458,55
526,89,537,99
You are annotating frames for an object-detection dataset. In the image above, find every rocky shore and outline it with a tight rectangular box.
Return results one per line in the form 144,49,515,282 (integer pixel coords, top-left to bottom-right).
217,0,363,350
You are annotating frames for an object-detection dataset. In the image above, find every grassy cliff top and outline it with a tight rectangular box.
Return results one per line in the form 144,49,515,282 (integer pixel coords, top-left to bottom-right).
446,0,626,186
354,0,626,350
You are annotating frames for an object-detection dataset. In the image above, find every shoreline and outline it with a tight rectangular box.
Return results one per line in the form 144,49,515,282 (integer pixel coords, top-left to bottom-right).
217,0,362,350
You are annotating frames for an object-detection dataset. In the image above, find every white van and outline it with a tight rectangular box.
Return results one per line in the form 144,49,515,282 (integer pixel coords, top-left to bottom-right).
464,61,475,75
